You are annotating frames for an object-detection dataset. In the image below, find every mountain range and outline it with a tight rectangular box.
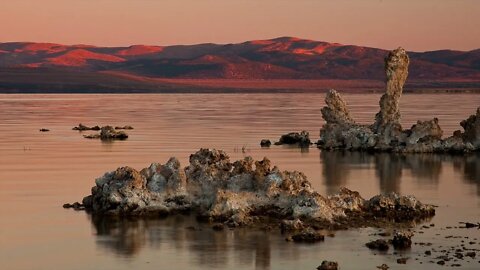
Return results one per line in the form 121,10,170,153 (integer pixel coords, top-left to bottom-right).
0,37,479,92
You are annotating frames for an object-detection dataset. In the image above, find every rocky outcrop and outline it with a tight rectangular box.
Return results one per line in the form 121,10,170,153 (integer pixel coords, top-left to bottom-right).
366,193,435,221
319,89,374,150
407,118,443,144
460,108,480,148
318,48,480,153
76,149,435,231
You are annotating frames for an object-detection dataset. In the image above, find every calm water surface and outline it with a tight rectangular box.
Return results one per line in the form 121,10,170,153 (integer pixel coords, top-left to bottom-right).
0,93,479,270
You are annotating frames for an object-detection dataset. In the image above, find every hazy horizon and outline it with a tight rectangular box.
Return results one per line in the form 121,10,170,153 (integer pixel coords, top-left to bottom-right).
1,0,479,52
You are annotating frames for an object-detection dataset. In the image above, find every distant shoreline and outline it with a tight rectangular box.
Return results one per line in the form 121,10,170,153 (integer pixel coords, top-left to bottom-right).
0,72,479,94
1,88,479,94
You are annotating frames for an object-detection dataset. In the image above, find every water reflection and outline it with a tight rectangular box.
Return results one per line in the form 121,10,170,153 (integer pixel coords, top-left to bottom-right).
374,154,403,193
1,94,479,270
87,151,479,269
89,214,297,269
321,151,479,195
91,215,149,256
321,151,374,194
452,153,480,196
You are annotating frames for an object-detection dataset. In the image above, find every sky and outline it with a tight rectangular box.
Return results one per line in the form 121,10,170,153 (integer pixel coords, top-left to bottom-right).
1,0,479,51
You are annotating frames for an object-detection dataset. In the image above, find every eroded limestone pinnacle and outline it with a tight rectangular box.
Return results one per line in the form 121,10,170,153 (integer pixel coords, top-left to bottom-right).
373,48,409,134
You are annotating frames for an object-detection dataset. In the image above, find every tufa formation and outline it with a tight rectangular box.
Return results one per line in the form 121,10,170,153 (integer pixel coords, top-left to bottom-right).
71,149,435,232
318,47,479,153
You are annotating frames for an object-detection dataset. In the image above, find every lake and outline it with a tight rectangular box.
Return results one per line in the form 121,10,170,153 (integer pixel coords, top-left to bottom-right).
0,93,479,270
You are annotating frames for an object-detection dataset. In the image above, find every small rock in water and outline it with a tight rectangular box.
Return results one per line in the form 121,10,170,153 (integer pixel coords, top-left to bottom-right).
39,128,50,132
275,131,311,147
392,231,414,249
99,126,128,140
290,229,325,243
366,239,389,251
377,264,389,270
316,261,338,270
260,139,272,147
83,126,128,140
462,222,479,228
396,257,408,264
466,252,476,258
212,223,225,231
72,123,100,131
72,202,83,210
115,125,134,130
63,202,84,210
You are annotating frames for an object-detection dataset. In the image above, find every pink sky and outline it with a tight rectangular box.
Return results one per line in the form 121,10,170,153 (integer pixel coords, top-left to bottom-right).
1,0,479,51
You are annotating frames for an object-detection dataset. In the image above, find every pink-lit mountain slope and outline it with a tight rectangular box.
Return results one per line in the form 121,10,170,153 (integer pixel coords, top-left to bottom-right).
0,37,479,92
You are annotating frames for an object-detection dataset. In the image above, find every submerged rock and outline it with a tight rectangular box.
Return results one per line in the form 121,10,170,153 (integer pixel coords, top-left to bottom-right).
275,131,311,147
318,48,480,153
75,149,435,231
